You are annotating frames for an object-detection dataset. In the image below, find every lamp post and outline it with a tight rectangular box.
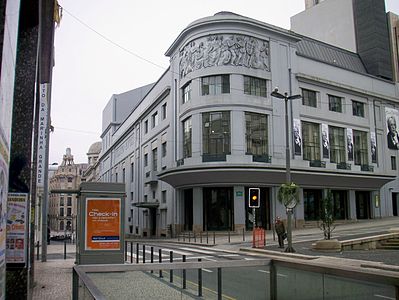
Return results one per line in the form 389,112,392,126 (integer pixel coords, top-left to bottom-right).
271,87,301,253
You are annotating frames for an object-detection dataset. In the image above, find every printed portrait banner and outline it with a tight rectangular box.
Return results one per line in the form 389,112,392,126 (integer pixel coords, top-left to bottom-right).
370,131,377,163
6,193,28,264
293,119,302,155
385,107,399,150
347,128,353,161
322,123,329,159
85,198,121,251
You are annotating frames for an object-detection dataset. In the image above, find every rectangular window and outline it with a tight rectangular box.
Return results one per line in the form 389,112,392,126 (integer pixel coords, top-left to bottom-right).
152,148,158,171
152,112,158,128
144,153,148,167
162,142,167,157
60,207,64,216
67,208,72,216
203,111,231,158
353,130,368,166
302,121,320,161
244,76,267,97
60,197,64,206
182,81,192,103
131,163,134,182
183,117,192,158
67,177,73,183
329,95,342,112
245,112,268,156
115,173,118,183
302,89,317,107
122,168,125,183
329,126,346,163
67,196,72,206
352,100,364,117
162,190,166,203
162,103,167,120
201,75,230,95
131,192,133,202
391,156,397,170
144,195,147,202
152,190,156,199
144,120,148,134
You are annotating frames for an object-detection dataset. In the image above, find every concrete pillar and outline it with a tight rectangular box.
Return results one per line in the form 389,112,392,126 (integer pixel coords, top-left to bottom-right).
193,187,203,233
233,186,245,232
231,111,245,156
349,190,357,220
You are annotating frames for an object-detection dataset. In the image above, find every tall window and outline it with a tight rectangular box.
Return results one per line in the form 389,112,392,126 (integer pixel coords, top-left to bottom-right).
352,100,364,117
162,103,167,119
144,153,148,167
329,95,342,112
115,173,118,183
144,120,148,133
302,121,320,161
60,197,64,206
162,190,167,203
183,118,192,158
182,81,191,103
131,162,134,182
152,148,158,171
302,89,317,107
67,208,72,216
152,112,158,128
203,112,231,159
244,76,267,97
245,112,268,156
67,196,72,206
60,207,64,216
162,142,167,157
353,130,368,166
122,168,126,183
201,75,230,95
329,126,345,163
391,156,397,170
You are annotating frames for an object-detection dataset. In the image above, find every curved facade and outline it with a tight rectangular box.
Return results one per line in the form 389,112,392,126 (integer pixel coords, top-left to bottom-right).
99,12,399,237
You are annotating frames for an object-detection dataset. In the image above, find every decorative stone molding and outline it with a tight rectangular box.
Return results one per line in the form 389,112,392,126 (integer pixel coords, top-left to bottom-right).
179,34,270,79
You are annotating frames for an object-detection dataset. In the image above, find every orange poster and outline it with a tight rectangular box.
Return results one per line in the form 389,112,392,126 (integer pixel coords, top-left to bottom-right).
85,198,120,251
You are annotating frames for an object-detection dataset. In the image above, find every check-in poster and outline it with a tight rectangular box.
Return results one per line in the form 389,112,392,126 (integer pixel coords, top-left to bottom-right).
85,198,121,251
6,193,28,264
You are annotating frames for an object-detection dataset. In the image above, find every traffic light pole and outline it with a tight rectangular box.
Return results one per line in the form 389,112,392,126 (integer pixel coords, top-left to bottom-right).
253,208,256,228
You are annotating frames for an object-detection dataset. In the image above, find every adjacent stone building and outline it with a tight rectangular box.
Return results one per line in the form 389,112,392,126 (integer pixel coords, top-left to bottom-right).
83,141,102,182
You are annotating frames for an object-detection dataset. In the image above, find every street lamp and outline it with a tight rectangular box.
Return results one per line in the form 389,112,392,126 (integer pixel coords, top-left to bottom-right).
271,87,301,253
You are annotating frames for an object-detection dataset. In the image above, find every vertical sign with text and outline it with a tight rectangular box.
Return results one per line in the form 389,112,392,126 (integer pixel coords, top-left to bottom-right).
36,83,48,187
85,198,121,251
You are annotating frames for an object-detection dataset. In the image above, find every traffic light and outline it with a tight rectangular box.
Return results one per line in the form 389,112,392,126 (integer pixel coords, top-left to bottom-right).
248,188,260,208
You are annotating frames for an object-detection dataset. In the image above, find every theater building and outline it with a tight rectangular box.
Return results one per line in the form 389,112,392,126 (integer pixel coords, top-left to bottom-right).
99,11,398,237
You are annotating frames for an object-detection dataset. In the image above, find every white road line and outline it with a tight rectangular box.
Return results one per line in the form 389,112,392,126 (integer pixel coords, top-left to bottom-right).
158,248,192,256
220,254,239,257
203,257,218,262
180,247,215,254
374,295,395,300
244,258,255,260
257,270,270,273
202,268,213,273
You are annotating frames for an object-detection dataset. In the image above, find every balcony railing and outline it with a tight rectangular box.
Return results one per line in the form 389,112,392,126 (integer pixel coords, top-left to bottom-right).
336,162,351,170
361,165,374,172
202,153,227,162
252,154,272,163
309,160,326,168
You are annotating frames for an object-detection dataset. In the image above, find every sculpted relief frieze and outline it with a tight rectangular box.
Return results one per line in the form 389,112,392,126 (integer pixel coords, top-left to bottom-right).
179,34,270,79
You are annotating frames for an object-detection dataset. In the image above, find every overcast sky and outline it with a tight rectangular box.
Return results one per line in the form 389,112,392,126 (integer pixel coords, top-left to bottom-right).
50,0,399,165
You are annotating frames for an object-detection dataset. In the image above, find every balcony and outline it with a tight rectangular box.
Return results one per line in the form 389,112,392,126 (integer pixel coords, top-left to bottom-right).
336,162,351,170
361,165,374,172
309,160,326,168
252,154,272,163
176,159,184,167
202,153,227,162
144,171,158,184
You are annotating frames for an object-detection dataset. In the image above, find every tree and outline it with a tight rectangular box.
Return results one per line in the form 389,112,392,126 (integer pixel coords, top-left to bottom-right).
319,190,336,240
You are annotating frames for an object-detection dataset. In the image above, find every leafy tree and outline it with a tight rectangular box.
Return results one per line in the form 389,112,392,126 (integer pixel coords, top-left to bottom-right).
319,190,336,240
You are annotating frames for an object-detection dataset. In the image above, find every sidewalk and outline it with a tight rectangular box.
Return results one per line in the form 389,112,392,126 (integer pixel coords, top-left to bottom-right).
31,217,399,299
32,242,76,300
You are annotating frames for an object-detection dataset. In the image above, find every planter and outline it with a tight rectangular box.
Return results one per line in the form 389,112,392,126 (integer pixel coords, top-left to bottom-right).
312,239,341,252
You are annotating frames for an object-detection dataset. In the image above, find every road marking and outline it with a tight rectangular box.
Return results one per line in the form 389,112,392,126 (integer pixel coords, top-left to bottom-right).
244,257,255,260
257,270,270,273
374,295,395,300
180,247,215,254
158,247,192,256
220,254,239,257
202,268,213,273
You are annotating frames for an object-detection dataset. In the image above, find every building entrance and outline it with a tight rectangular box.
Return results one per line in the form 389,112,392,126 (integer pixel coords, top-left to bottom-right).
304,189,323,221
203,187,233,231
245,187,271,230
356,191,371,219
393,193,398,217
184,189,193,231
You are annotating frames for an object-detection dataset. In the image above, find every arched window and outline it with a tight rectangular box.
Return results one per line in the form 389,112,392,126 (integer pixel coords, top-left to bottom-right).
60,221,64,231
66,221,71,231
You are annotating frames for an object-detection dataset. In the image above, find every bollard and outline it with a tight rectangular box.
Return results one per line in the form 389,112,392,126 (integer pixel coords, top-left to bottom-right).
64,239,67,260
36,241,40,260
198,258,202,297
136,243,139,264
194,232,196,243
188,231,191,243
182,255,186,289
143,245,146,263
200,232,202,244
125,241,127,261
151,247,154,273
169,251,173,283
264,229,266,247
183,234,185,242
213,231,216,245
243,228,245,242
206,231,209,244
159,249,163,278
217,268,222,300
130,242,133,263
228,231,230,243
178,235,180,242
